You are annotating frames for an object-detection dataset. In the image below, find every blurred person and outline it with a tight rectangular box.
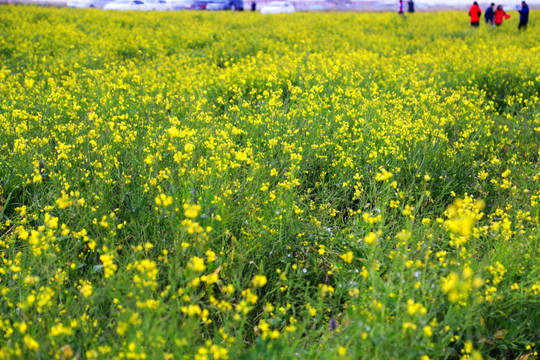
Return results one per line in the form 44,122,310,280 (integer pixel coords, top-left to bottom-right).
485,3,495,26
408,0,414,13
251,0,256,10
469,2,482,27
518,1,529,30
494,5,510,26
399,0,404,14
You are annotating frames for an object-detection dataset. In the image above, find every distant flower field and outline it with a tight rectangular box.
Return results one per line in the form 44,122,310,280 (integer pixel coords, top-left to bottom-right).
0,6,539,360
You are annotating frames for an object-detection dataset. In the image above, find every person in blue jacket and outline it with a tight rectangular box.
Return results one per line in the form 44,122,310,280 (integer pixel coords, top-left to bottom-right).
518,1,530,30
485,3,495,26
408,0,415,13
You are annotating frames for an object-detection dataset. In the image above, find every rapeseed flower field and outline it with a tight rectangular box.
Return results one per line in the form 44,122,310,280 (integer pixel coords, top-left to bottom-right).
0,6,539,359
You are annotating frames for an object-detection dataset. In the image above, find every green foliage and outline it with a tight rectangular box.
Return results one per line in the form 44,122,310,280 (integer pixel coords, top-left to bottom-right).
0,6,539,360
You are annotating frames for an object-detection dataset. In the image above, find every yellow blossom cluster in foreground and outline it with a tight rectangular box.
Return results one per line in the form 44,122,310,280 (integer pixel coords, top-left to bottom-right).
0,6,539,360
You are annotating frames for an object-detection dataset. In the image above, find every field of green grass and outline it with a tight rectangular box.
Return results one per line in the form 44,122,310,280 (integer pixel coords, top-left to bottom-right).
0,6,539,359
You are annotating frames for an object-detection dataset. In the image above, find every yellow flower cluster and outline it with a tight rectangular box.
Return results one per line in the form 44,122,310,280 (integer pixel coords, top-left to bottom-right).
0,6,538,360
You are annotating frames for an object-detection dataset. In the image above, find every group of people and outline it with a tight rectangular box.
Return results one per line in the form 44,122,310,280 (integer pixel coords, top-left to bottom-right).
398,0,415,14
469,1,530,29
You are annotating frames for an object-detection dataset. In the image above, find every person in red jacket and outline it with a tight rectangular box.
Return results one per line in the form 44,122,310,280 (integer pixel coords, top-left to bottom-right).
494,5,510,26
469,2,482,27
